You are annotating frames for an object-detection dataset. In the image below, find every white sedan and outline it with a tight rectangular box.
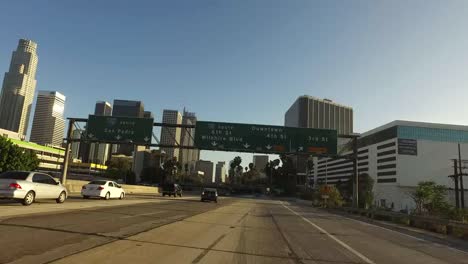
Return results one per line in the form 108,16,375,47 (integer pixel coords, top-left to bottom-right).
0,171,68,206
81,180,125,200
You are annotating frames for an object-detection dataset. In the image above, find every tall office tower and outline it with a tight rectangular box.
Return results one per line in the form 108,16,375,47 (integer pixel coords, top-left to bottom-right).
160,110,182,159
71,129,83,160
112,99,144,118
88,101,113,164
144,111,153,118
30,91,66,146
196,160,214,183
0,39,38,138
215,161,226,183
179,110,198,166
95,101,112,116
285,95,353,134
285,95,354,175
112,99,145,156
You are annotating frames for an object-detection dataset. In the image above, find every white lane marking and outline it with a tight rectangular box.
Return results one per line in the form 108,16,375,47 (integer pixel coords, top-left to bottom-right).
282,203,376,264
336,212,468,256
121,211,167,219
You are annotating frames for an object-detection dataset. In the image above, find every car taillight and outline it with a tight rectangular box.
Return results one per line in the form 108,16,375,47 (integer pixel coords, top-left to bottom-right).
82,186,86,189
98,186,104,190
9,183,22,189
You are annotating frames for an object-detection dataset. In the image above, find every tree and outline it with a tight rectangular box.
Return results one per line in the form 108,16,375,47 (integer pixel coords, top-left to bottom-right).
106,157,132,181
0,136,39,172
229,156,242,184
412,181,449,215
265,159,280,187
319,185,344,208
343,173,374,209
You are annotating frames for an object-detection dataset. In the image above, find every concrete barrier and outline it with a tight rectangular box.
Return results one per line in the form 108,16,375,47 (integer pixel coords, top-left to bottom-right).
59,179,159,194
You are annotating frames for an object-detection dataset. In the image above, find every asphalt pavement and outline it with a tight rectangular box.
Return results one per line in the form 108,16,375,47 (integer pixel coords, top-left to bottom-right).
1,195,467,264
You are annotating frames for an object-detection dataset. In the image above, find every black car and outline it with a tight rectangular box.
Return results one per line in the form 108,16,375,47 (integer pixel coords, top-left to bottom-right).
201,188,218,203
162,183,182,197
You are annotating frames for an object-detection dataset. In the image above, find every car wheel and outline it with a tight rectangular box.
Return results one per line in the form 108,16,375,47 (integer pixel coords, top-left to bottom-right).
162,193,165,197
83,195,89,199
104,192,110,200
56,192,66,203
22,191,35,206
119,192,125,200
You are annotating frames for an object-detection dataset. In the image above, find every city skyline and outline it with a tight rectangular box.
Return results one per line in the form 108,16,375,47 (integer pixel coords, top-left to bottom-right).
2,1,468,166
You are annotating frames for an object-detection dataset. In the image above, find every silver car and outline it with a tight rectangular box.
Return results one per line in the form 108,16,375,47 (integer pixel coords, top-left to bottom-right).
0,171,68,206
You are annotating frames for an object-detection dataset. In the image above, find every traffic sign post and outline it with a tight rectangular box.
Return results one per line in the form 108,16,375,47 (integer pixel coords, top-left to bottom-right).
194,121,337,155
86,115,154,145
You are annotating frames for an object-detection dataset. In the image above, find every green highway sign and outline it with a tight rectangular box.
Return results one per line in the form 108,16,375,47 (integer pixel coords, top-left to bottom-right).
86,115,154,144
195,121,337,155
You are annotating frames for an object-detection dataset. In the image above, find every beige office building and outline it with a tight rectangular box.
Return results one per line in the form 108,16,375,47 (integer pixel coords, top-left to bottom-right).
30,91,66,146
0,39,38,138
160,110,182,160
285,96,353,135
179,110,199,166
215,161,226,183
196,160,214,183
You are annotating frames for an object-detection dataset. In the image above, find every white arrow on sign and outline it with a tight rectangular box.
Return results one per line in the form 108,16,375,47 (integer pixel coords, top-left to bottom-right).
144,137,150,142
243,143,250,149
211,141,218,147
115,135,122,140
298,146,304,151
265,144,272,150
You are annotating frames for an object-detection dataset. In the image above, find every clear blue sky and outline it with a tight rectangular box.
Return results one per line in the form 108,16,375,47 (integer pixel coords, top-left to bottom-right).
1,0,468,167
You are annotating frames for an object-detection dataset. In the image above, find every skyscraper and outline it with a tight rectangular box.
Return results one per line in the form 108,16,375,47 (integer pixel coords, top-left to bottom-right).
285,96,353,135
112,99,144,118
71,129,83,160
30,91,66,146
196,160,214,183
88,101,112,164
215,161,226,183
160,110,182,160
285,96,354,175
112,99,145,155
179,110,199,166
95,101,112,116
0,39,38,137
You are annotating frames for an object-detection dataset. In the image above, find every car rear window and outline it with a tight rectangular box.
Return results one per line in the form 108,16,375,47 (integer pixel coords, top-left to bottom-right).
0,171,30,180
89,181,107,185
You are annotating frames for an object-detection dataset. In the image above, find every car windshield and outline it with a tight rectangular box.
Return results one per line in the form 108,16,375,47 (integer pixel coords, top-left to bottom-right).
0,171,29,180
88,181,107,185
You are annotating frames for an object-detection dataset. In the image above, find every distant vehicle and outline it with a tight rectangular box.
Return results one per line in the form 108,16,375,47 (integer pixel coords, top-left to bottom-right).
81,180,125,200
201,188,218,203
0,171,68,206
161,183,182,197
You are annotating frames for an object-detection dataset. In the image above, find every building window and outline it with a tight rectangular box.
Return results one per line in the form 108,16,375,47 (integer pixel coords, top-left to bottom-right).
358,161,368,166
377,171,396,176
377,141,396,150
377,156,396,163
377,149,396,157
358,155,368,161
377,164,396,170
357,149,369,154
377,178,397,183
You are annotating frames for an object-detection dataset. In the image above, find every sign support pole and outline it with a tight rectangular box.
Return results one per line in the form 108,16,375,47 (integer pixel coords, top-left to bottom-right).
60,118,75,185
353,137,359,208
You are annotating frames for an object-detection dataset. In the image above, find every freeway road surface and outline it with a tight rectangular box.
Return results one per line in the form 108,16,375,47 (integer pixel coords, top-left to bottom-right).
0,196,467,264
